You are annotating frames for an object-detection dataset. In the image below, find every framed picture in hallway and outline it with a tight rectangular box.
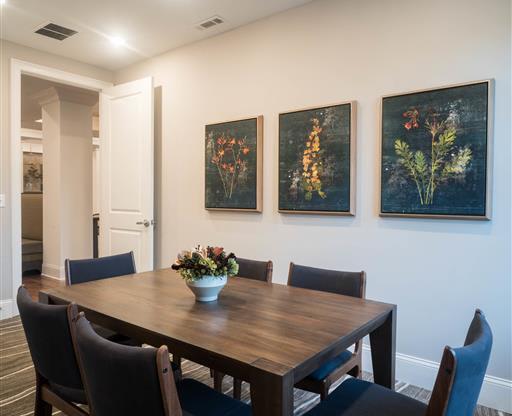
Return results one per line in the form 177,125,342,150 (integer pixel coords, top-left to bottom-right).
278,102,356,215
205,116,263,211
23,152,43,193
380,80,493,219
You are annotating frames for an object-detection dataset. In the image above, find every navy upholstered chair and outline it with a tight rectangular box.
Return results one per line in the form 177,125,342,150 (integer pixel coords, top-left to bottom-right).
288,263,366,400
65,252,140,345
17,286,88,416
72,313,251,416
65,252,136,285
65,252,182,378
304,309,493,416
213,257,273,399
236,258,273,282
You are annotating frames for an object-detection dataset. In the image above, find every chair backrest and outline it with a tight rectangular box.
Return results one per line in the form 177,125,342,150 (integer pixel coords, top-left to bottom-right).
16,286,83,390
288,263,366,298
72,313,181,416
65,252,136,285
426,309,493,416
236,258,273,282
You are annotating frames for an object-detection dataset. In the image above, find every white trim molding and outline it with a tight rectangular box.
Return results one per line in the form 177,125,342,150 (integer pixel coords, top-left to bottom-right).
41,264,66,280
10,58,112,304
0,299,17,319
362,345,512,413
20,128,43,139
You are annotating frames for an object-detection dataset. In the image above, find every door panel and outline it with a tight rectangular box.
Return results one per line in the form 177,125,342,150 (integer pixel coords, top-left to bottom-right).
99,77,154,272
109,229,143,267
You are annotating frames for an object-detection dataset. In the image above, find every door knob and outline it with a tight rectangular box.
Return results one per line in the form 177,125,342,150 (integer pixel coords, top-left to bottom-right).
136,219,151,227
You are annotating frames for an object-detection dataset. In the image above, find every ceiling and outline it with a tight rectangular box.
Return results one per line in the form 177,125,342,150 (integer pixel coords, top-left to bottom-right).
1,0,312,70
21,74,99,132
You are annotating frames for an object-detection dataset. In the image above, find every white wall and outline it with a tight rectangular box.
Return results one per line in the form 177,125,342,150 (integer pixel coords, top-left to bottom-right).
114,0,511,399
0,40,112,303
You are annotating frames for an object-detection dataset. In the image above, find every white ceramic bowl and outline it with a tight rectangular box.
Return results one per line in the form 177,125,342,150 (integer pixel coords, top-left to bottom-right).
186,275,227,302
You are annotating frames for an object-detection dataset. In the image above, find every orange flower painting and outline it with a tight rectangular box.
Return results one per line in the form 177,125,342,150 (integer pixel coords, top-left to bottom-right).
205,117,261,211
209,134,250,199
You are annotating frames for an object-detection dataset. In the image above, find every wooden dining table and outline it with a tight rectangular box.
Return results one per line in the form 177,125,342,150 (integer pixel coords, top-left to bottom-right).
40,269,396,416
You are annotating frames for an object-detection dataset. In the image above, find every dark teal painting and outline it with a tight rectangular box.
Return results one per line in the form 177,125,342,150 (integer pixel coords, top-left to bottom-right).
279,103,355,214
205,117,262,211
380,81,491,218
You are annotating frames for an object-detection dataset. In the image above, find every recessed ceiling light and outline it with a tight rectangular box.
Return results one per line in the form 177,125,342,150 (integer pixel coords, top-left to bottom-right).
35,119,42,123
109,36,126,47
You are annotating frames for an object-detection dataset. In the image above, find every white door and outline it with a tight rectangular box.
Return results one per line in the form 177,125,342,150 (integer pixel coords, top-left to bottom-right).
99,77,154,272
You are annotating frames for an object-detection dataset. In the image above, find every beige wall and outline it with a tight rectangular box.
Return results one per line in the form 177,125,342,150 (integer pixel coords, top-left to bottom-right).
114,0,511,385
0,40,112,302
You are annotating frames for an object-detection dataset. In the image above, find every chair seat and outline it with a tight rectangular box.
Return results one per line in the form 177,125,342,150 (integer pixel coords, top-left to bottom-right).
304,378,427,416
307,350,353,381
49,381,87,405
177,378,251,416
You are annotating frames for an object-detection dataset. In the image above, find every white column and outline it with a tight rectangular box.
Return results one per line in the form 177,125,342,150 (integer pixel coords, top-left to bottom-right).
34,86,97,279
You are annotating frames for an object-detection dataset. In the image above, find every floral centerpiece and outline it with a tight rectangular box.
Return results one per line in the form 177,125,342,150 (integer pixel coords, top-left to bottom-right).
171,246,238,302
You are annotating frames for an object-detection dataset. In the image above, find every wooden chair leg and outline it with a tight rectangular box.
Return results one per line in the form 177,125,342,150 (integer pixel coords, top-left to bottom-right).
347,364,362,379
347,353,363,379
320,384,329,401
233,378,242,400
172,356,183,382
34,374,52,416
213,371,225,392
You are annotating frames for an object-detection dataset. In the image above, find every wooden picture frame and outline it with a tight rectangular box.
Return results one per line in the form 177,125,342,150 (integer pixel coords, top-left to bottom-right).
205,116,263,212
379,80,493,220
278,101,356,215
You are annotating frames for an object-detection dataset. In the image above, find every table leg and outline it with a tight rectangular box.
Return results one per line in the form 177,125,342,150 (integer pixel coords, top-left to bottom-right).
250,366,294,416
369,307,396,390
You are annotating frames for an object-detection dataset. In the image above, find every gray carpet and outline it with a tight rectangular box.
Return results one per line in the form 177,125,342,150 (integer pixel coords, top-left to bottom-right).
0,316,507,415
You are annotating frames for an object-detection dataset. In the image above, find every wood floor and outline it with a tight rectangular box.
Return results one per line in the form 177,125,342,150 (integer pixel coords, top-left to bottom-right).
22,273,63,300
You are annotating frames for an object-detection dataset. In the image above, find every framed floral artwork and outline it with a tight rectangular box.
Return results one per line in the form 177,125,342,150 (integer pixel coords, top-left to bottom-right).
205,116,263,211
278,102,356,215
380,80,493,219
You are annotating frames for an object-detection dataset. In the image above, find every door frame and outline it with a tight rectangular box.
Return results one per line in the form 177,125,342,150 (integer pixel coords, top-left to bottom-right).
9,58,112,311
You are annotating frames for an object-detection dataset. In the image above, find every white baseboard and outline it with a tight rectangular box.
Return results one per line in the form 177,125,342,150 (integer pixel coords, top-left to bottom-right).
42,263,65,280
362,345,511,413
0,299,18,319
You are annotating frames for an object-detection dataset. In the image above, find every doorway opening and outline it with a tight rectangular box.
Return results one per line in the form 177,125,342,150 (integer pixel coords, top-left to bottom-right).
10,60,154,313
9,59,112,306
20,74,100,290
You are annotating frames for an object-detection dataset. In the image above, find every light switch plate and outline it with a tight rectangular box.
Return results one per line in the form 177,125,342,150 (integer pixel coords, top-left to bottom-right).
0,194,5,208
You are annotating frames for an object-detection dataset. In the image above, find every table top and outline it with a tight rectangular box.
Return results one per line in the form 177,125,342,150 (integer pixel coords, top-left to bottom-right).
42,269,395,379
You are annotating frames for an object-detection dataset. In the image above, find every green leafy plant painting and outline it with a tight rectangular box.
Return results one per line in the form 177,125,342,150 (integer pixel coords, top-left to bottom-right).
380,81,491,218
394,110,472,205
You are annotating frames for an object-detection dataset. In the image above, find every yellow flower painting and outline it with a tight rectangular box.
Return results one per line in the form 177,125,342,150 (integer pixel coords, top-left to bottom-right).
279,103,355,214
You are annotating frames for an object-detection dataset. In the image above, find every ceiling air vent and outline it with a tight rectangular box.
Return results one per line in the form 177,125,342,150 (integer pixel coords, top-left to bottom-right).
35,23,78,41
197,15,224,30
